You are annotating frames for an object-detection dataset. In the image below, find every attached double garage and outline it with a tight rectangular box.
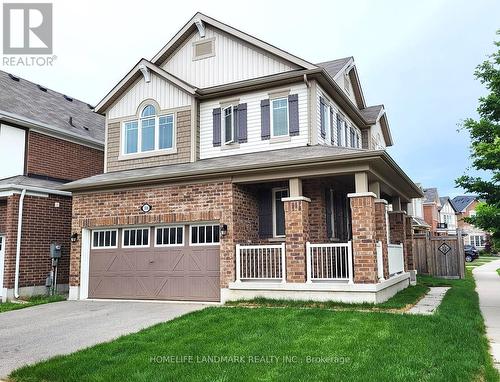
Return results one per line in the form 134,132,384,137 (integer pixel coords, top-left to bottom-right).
87,223,221,302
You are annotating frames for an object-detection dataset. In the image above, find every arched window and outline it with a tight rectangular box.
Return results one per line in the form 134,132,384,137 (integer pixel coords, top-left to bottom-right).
123,103,174,155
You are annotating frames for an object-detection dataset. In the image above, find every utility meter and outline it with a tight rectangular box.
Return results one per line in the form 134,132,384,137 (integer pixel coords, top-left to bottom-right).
50,243,62,258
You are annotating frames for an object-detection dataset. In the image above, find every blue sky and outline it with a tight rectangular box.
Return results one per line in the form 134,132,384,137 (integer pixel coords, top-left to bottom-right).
3,0,499,197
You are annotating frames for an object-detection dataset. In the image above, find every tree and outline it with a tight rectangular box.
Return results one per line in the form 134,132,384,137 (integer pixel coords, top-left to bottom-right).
456,31,500,249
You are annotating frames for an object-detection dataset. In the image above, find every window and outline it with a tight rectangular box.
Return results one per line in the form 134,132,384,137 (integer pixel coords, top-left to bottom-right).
271,98,289,137
470,235,485,247
222,105,237,145
350,127,355,148
321,102,329,141
344,121,350,147
155,226,184,247
272,188,289,237
123,104,174,155
92,230,118,249
190,224,220,245
336,115,343,146
122,228,150,248
356,133,360,148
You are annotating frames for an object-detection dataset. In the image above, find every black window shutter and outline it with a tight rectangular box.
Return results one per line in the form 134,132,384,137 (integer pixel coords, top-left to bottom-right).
320,97,326,139
237,103,247,143
329,107,334,145
258,188,273,238
336,114,342,146
288,94,299,136
212,108,221,147
325,188,333,239
261,99,270,140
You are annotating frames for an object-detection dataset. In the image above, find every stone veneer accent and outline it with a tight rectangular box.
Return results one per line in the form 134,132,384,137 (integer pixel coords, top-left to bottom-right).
284,199,310,283
374,200,389,279
350,194,378,283
106,109,192,172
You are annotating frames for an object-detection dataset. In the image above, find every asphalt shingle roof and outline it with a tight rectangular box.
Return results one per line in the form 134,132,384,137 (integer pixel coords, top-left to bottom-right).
63,145,366,190
451,195,478,212
0,70,105,143
423,188,439,203
359,105,384,124
316,57,352,79
0,175,66,190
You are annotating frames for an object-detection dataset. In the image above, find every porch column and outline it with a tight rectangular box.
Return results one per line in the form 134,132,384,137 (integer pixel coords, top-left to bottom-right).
374,199,390,279
283,179,310,283
348,191,378,284
405,215,414,270
388,210,408,271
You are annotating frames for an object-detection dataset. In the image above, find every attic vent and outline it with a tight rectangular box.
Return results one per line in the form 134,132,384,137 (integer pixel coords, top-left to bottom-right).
37,84,47,92
63,95,73,102
193,39,215,61
8,73,20,81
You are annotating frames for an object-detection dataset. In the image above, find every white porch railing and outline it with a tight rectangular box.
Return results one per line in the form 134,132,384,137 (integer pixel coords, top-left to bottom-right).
306,241,353,284
376,241,385,281
235,243,286,282
388,243,404,275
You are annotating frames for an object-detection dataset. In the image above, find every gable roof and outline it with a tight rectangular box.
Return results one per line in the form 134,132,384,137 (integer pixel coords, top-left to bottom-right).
439,196,458,212
451,195,478,212
95,59,196,114
360,105,384,124
152,12,317,70
0,70,104,148
316,58,352,78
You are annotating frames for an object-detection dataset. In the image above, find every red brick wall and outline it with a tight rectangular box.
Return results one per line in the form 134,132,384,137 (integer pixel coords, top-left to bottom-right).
303,179,328,243
423,204,438,232
26,131,103,181
2,194,71,289
284,199,310,283
70,181,239,289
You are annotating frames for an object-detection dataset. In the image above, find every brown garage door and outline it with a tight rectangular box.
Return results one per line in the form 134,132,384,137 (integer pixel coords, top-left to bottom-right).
88,224,220,301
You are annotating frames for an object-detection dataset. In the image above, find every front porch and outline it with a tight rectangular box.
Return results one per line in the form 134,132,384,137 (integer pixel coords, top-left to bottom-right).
225,172,416,303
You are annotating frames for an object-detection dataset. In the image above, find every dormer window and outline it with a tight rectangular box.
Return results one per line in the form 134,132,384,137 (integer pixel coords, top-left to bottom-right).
122,103,175,156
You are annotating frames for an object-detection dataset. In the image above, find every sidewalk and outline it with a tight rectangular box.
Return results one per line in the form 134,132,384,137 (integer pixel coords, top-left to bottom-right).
473,258,500,371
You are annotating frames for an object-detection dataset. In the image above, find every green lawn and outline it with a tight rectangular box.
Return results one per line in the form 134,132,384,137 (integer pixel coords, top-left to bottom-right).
9,273,499,382
466,255,500,269
0,295,65,313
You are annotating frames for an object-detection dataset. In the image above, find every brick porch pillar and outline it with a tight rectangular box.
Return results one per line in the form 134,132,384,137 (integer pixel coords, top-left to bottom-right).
374,199,389,280
388,211,408,271
283,197,310,283
405,215,414,270
348,192,378,283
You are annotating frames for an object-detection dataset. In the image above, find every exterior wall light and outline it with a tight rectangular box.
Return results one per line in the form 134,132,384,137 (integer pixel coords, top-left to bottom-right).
70,233,78,243
220,224,228,237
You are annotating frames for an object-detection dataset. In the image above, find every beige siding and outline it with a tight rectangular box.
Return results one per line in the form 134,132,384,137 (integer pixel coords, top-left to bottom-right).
162,26,299,88
106,109,192,172
199,83,309,159
108,73,192,120
334,69,357,105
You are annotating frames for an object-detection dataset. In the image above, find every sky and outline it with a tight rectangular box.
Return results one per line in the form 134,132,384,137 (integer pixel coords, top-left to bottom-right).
2,0,499,198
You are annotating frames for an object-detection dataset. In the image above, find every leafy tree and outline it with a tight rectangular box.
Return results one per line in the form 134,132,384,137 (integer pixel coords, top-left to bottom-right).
456,31,500,249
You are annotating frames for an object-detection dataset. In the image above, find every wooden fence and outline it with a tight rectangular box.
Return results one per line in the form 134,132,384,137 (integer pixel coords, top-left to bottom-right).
412,231,465,279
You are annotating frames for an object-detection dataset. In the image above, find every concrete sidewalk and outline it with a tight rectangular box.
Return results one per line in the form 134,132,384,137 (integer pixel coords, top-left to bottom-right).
473,258,500,371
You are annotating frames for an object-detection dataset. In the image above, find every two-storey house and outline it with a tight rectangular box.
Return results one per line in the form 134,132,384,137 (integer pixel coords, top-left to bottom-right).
0,71,104,301
64,13,422,304
452,195,488,249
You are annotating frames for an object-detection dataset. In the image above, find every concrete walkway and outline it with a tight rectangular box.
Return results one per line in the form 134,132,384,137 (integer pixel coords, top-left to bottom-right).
407,287,450,315
473,258,500,371
0,300,206,378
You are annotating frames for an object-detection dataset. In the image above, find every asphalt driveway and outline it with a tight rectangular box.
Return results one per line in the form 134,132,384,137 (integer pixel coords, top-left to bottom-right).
0,300,207,378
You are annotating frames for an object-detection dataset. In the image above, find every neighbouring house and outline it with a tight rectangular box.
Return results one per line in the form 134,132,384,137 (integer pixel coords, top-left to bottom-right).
452,195,488,249
407,184,431,234
0,71,104,301
422,188,459,235
423,188,441,232
63,13,422,304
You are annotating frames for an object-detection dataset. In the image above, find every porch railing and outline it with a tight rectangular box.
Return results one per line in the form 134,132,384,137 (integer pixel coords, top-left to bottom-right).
376,241,385,281
235,243,286,282
306,241,353,284
388,243,404,275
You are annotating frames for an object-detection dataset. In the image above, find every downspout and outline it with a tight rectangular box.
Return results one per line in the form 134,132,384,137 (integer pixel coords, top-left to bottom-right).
14,188,26,298
303,74,312,145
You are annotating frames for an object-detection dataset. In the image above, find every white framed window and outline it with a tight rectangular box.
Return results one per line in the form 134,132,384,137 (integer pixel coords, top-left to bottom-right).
122,104,175,155
322,103,330,142
222,105,237,145
272,188,289,237
469,235,485,247
270,98,289,137
155,226,184,247
344,121,350,147
92,229,118,249
336,115,343,146
122,227,150,248
190,224,220,245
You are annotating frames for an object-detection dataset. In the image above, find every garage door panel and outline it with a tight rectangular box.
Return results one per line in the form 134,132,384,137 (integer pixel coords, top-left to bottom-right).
89,226,220,301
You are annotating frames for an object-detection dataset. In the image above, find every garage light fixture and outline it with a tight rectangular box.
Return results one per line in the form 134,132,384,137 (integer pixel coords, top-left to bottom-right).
220,224,228,237
70,233,78,243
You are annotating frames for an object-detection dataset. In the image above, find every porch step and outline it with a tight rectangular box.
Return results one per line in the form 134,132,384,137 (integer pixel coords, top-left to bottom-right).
407,287,450,315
